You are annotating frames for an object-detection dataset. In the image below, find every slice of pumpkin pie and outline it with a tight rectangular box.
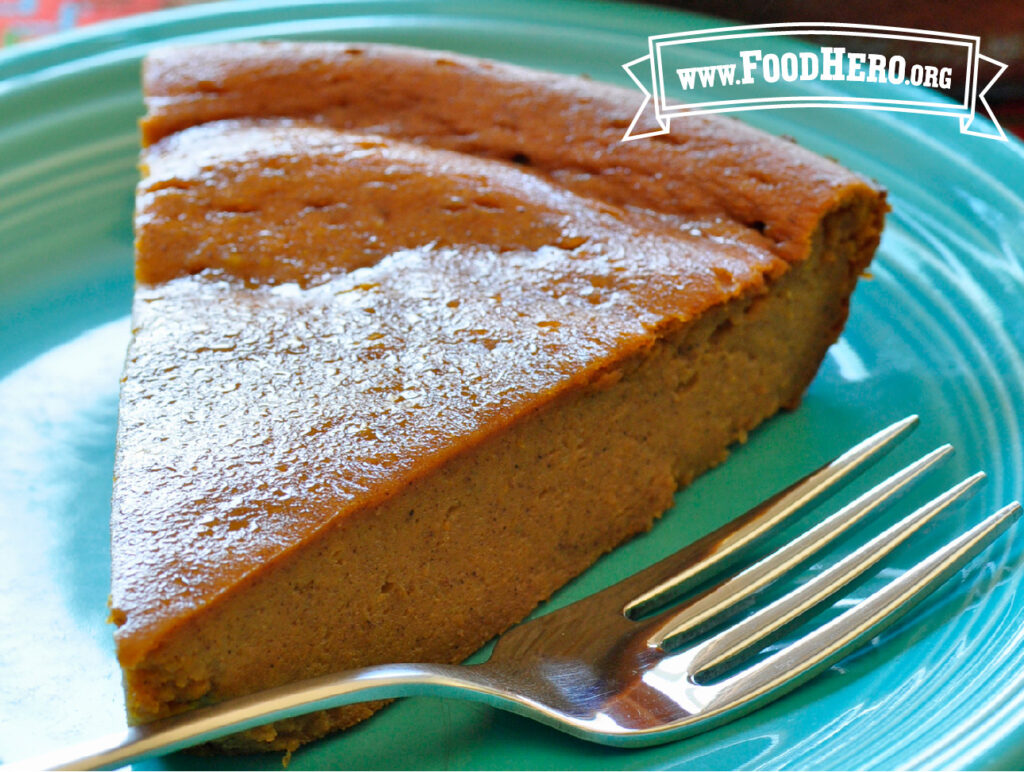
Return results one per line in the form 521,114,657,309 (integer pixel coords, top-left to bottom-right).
110,42,886,752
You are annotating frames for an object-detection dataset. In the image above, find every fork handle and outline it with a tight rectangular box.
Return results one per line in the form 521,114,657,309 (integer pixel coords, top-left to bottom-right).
11,663,504,771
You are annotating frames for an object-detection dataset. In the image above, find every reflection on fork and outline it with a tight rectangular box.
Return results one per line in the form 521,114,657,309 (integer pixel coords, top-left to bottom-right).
18,415,1021,771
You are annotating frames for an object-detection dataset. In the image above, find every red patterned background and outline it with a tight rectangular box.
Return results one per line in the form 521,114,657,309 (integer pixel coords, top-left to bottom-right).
0,0,172,43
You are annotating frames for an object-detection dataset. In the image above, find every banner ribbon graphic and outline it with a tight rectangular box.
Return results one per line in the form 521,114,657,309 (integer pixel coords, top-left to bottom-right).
622,23,1007,142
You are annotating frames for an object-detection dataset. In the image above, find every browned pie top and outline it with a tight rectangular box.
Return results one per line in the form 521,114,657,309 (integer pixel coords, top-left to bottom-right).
111,42,884,666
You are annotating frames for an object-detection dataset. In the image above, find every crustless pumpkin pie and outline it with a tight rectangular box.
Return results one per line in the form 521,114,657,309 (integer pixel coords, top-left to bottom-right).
110,42,887,752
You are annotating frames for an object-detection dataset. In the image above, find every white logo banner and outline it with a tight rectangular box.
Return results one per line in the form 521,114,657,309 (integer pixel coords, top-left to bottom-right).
622,23,1007,142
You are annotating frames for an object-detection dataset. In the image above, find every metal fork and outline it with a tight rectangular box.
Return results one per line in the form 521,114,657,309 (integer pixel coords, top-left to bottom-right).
19,415,1021,770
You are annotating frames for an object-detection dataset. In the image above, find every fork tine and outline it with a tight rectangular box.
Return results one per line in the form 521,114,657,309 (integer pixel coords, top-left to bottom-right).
623,415,920,618
703,500,1022,720
646,445,957,651
680,472,984,676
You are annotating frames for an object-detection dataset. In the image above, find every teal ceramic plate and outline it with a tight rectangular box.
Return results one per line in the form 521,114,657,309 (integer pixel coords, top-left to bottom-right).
2,1,1023,768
